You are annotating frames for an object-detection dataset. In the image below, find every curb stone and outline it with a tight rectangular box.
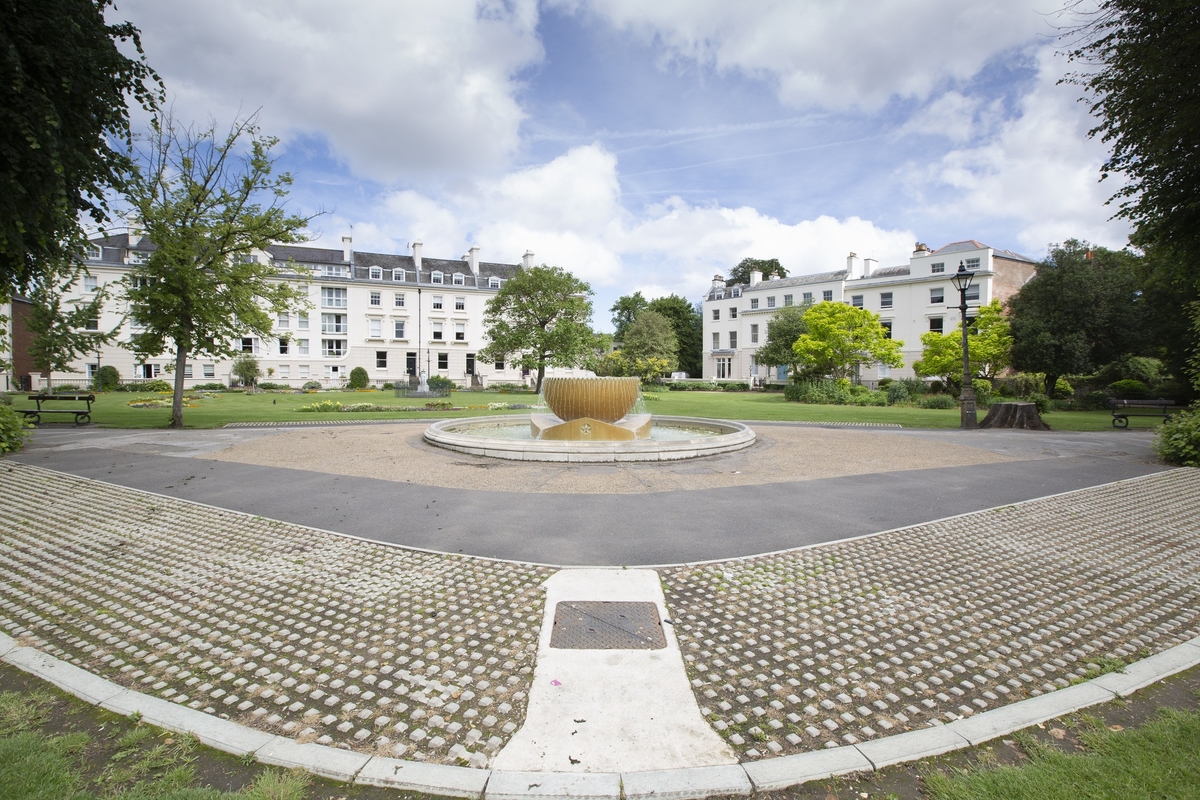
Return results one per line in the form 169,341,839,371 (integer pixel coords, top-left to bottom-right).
3,615,1200,798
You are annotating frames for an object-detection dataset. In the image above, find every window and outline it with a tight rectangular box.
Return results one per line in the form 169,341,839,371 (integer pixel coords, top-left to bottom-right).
369,266,383,280
322,339,346,357
299,365,309,378
432,295,443,310
729,331,738,349
715,357,733,380
184,364,193,378
370,291,381,307
488,277,500,289
376,351,387,369
129,250,149,264
298,313,309,330
784,294,794,306
392,269,406,282
931,262,945,274
324,364,344,379
321,314,347,334
431,271,444,284
455,323,466,341
393,320,406,339
767,296,776,308
712,332,720,350
495,359,505,370
241,337,255,353
279,337,289,354
279,365,290,378
466,353,475,374
394,292,406,308
878,364,891,378
881,321,893,339
750,298,760,309
732,287,742,297
454,297,465,311
297,339,309,356
712,308,720,321
84,316,99,331
83,275,98,292
803,292,813,303
730,307,738,319
822,290,833,302
965,257,981,270
452,273,465,286
317,264,349,278
277,312,289,328
85,245,101,260
930,288,944,304
929,317,944,333
851,295,863,308
203,364,215,378
321,287,347,308
369,319,382,338
437,352,449,370
750,324,759,344
237,253,259,264
880,292,893,309
432,322,443,340
407,352,417,375
965,285,980,301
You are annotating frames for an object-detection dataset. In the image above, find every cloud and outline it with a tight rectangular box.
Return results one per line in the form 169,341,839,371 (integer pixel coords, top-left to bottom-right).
547,0,1059,110
115,0,543,181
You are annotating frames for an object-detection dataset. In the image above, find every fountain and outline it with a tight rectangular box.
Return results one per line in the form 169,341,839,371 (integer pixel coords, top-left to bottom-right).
424,376,755,462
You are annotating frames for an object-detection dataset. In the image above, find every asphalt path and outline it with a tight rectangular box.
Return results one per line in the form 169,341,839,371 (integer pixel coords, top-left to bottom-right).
6,424,1168,566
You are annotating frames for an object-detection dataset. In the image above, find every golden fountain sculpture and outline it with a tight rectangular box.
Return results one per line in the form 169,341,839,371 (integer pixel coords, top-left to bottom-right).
531,377,652,441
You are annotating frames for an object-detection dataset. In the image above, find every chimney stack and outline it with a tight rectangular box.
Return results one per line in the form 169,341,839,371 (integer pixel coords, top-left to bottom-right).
863,257,877,277
411,241,422,272
750,270,763,286
467,246,480,274
711,274,725,291
342,235,353,264
522,250,535,269
912,242,929,257
847,251,862,279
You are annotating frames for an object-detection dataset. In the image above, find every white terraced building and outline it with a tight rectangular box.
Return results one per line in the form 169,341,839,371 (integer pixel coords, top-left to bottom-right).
1,233,585,391
701,240,1038,384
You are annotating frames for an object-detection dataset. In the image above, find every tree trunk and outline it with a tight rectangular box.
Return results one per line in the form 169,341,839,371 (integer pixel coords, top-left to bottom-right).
979,402,1050,431
535,362,546,394
170,345,188,429
1044,373,1058,396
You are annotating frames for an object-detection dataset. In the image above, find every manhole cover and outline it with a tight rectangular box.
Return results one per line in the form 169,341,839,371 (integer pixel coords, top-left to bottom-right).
549,601,667,650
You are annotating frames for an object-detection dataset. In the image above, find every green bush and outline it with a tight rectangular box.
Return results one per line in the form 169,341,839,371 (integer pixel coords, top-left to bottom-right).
886,382,910,405
930,380,945,394
348,366,370,389
95,365,121,392
1053,377,1074,399
137,379,173,392
428,375,456,393
257,382,289,390
877,378,893,389
972,378,993,407
0,405,32,453
1155,405,1200,466
381,382,395,390
301,380,322,391
1109,379,1149,399
0,392,11,406
193,382,227,391
1080,390,1111,411
1028,392,1052,414
918,394,957,409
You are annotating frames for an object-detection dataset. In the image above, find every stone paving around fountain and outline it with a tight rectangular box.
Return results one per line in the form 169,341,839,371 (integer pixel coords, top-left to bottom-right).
2,457,1200,782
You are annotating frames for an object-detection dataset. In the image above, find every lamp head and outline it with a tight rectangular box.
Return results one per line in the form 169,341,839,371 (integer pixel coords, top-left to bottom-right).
950,260,975,292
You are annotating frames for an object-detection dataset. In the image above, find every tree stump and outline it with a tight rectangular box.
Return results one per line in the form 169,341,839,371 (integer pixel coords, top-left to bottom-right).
979,401,1050,431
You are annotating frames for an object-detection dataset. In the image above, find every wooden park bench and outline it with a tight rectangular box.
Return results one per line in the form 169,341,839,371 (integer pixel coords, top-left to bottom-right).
21,393,96,425
1108,398,1183,428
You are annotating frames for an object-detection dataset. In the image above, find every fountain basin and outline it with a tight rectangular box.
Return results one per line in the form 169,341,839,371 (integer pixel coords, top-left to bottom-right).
424,415,755,462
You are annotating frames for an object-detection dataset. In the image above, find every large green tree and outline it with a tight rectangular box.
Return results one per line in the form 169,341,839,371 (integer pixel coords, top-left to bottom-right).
792,302,904,380
620,310,678,381
25,264,115,387
913,300,1013,389
1008,240,1148,394
726,257,787,286
480,265,594,393
0,0,160,294
646,294,703,377
123,113,314,428
610,291,649,342
752,304,811,380
1064,0,1200,388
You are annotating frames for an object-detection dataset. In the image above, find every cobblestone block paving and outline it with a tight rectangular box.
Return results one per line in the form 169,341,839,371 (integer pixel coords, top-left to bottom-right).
661,468,1200,760
0,463,553,766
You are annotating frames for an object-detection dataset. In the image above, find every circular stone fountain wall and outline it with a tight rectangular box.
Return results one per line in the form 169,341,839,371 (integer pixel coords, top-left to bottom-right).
424,415,755,462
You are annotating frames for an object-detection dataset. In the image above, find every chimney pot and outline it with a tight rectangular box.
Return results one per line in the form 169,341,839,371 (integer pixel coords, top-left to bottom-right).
847,252,863,279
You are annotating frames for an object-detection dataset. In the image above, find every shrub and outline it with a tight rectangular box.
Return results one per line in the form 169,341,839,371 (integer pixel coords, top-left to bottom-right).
427,375,456,393
918,394,957,409
55,383,81,392
1028,392,1052,414
929,380,945,394
137,379,173,392
785,379,850,405
972,378,993,407
1080,390,1111,411
193,382,227,391
0,392,11,406
0,405,32,453
382,382,395,390
1109,379,1149,399
298,400,344,412
1155,405,1200,467
231,353,261,387
886,382,910,405
877,378,893,389
95,365,121,392
424,400,453,410
348,366,370,389
1053,377,1074,399
301,380,322,391
255,382,286,390
897,377,928,396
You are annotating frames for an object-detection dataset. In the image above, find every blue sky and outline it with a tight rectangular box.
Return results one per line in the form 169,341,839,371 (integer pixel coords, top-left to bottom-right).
114,0,1128,331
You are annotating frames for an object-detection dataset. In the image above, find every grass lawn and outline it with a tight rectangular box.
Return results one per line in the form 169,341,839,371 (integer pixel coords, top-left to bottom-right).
10,387,1169,432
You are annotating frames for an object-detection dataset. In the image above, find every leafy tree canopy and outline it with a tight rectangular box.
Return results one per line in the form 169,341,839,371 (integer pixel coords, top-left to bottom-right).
26,263,116,382
232,354,262,388
792,302,904,380
0,0,161,294
610,291,648,342
621,310,678,378
646,294,703,377
122,112,316,428
912,300,1013,389
1008,239,1148,394
752,304,811,379
480,264,594,393
726,257,788,286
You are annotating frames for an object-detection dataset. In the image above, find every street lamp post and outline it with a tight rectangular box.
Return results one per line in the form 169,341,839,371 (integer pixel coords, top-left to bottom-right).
950,260,977,429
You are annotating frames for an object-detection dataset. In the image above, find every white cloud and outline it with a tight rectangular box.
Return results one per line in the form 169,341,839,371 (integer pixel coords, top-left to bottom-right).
115,0,543,181
548,0,1058,110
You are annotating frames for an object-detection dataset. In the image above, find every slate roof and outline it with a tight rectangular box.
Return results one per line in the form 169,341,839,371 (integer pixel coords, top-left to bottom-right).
933,240,1035,263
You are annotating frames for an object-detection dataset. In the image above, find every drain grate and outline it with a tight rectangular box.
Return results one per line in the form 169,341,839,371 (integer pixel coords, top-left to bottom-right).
549,601,667,650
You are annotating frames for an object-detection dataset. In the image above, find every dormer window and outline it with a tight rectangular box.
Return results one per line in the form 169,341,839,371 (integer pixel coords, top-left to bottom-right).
85,245,101,260
732,287,742,297
236,253,259,264
392,269,405,281
452,273,465,286
369,266,383,280
965,257,981,270
431,271,444,284
488,277,500,289
129,250,149,264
